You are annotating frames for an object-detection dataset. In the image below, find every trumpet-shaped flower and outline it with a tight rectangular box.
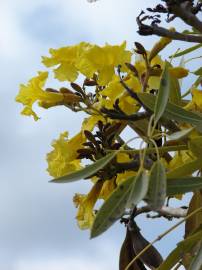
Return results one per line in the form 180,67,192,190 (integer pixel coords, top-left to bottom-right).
73,181,103,229
16,72,65,120
16,72,82,120
47,131,85,178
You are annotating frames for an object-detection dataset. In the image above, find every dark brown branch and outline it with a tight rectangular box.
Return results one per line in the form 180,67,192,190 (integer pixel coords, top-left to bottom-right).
170,2,202,33
101,108,150,121
137,22,202,43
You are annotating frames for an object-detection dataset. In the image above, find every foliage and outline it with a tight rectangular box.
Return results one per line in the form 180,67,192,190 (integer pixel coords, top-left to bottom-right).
16,0,202,269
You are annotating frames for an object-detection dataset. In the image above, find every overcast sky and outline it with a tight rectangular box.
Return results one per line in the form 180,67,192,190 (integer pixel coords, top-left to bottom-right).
0,0,199,269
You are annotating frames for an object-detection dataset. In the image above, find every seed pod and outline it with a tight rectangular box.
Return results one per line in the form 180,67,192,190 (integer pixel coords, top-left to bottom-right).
128,221,163,269
169,67,189,79
45,87,59,93
59,87,74,94
125,63,139,77
119,228,147,270
70,82,84,94
63,93,82,103
134,42,147,56
84,79,97,86
84,130,100,150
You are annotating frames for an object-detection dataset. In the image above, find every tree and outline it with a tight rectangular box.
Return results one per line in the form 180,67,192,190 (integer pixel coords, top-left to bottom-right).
16,0,202,269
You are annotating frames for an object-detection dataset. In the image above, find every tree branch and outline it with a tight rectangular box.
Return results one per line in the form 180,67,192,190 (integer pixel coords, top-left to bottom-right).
137,22,202,43
170,2,202,34
134,205,188,218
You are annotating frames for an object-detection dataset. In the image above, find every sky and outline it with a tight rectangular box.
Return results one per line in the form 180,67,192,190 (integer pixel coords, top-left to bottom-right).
0,0,200,269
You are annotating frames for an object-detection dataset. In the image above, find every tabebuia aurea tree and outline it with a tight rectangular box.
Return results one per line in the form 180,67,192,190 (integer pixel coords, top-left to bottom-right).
16,0,202,269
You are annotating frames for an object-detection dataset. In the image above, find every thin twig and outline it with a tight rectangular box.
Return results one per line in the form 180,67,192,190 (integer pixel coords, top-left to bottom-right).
134,205,188,218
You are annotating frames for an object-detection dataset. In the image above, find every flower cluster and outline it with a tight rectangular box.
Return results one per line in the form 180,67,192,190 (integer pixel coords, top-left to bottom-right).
16,39,202,232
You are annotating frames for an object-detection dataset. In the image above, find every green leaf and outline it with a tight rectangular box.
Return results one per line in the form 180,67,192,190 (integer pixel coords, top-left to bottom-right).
193,75,202,88
147,161,166,210
137,93,202,132
127,170,149,208
188,242,202,270
194,67,202,76
167,127,193,141
169,44,202,58
50,152,117,183
167,177,202,196
158,230,202,270
91,171,148,238
154,61,171,123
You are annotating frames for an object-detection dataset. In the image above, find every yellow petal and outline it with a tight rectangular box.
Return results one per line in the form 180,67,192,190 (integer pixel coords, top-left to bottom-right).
16,71,65,119
42,42,92,82
21,106,40,121
99,178,116,200
46,131,84,178
82,115,106,132
74,181,103,230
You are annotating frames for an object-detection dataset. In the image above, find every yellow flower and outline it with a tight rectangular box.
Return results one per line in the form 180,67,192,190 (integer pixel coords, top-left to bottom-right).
149,32,174,61
100,75,140,114
47,131,85,178
169,67,189,79
73,181,103,230
99,178,116,200
47,113,107,178
168,150,195,171
82,114,106,131
15,72,65,120
116,153,131,163
76,41,131,85
191,89,202,112
135,54,164,90
184,89,202,113
42,42,92,82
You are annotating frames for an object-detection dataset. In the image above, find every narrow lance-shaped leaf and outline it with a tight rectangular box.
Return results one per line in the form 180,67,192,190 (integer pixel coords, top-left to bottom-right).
169,44,202,58
167,177,202,196
167,127,193,141
188,242,202,270
147,161,166,210
158,230,202,270
194,67,202,76
91,171,149,238
50,152,117,183
154,61,171,123
137,93,202,132
126,170,149,208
